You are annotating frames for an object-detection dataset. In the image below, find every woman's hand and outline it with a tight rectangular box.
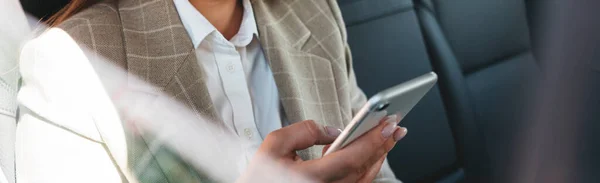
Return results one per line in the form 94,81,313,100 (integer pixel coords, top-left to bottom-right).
240,116,407,182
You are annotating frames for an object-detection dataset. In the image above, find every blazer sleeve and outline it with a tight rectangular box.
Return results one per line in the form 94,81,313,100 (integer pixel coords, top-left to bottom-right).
327,0,403,182
0,0,30,181
15,29,126,183
325,0,368,116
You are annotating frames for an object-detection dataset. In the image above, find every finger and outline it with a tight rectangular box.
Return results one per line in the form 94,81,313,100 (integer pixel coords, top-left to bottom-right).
393,112,404,124
328,155,386,183
381,113,403,124
355,126,407,173
372,126,407,161
302,162,362,183
394,127,408,142
358,134,396,174
331,173,362,183
322,144,332,155
262,120,341,156
336,118,398,162
357,155,387,183
307,120,398,179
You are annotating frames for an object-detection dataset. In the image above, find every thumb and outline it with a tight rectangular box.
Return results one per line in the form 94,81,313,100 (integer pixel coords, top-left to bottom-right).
262,120,341,157
322,144,332,155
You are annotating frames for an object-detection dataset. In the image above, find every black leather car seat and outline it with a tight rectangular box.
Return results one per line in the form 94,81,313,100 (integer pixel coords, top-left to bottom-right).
416,0,541,182
337,0,461,182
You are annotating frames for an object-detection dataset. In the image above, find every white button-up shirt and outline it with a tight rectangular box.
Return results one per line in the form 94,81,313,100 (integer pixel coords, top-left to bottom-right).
173,0,284,173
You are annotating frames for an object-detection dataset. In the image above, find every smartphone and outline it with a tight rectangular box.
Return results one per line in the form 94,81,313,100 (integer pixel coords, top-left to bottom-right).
323,72,438,155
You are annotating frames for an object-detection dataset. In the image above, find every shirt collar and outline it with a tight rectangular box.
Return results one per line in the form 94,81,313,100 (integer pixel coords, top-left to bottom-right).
173,0,259,48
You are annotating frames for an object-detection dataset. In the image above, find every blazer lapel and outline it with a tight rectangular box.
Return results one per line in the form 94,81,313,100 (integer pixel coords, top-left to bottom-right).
252,0,345,160
116,0,222,182
252,0,309,123
117,0,220,121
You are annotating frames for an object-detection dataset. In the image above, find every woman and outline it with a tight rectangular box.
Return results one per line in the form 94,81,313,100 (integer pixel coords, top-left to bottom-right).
16,0,407,182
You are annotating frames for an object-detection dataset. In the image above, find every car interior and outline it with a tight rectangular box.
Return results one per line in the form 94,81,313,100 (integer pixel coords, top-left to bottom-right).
338,0,542,182
11,0,600,182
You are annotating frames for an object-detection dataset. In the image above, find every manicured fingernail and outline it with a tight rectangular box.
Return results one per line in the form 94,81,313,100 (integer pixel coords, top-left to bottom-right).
325,126,342,137
394,127,408,141
385,115,398,124
381,122,397,139
396,112,403,123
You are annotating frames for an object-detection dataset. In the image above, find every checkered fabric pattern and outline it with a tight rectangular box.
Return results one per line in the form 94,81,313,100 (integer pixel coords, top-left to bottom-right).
45,0,399,182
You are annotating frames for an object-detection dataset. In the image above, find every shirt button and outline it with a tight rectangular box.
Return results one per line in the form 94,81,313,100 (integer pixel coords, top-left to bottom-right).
226,63,235,72
243,128,253,139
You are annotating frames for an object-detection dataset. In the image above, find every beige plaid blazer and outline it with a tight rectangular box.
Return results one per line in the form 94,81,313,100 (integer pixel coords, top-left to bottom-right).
16,0,399,182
